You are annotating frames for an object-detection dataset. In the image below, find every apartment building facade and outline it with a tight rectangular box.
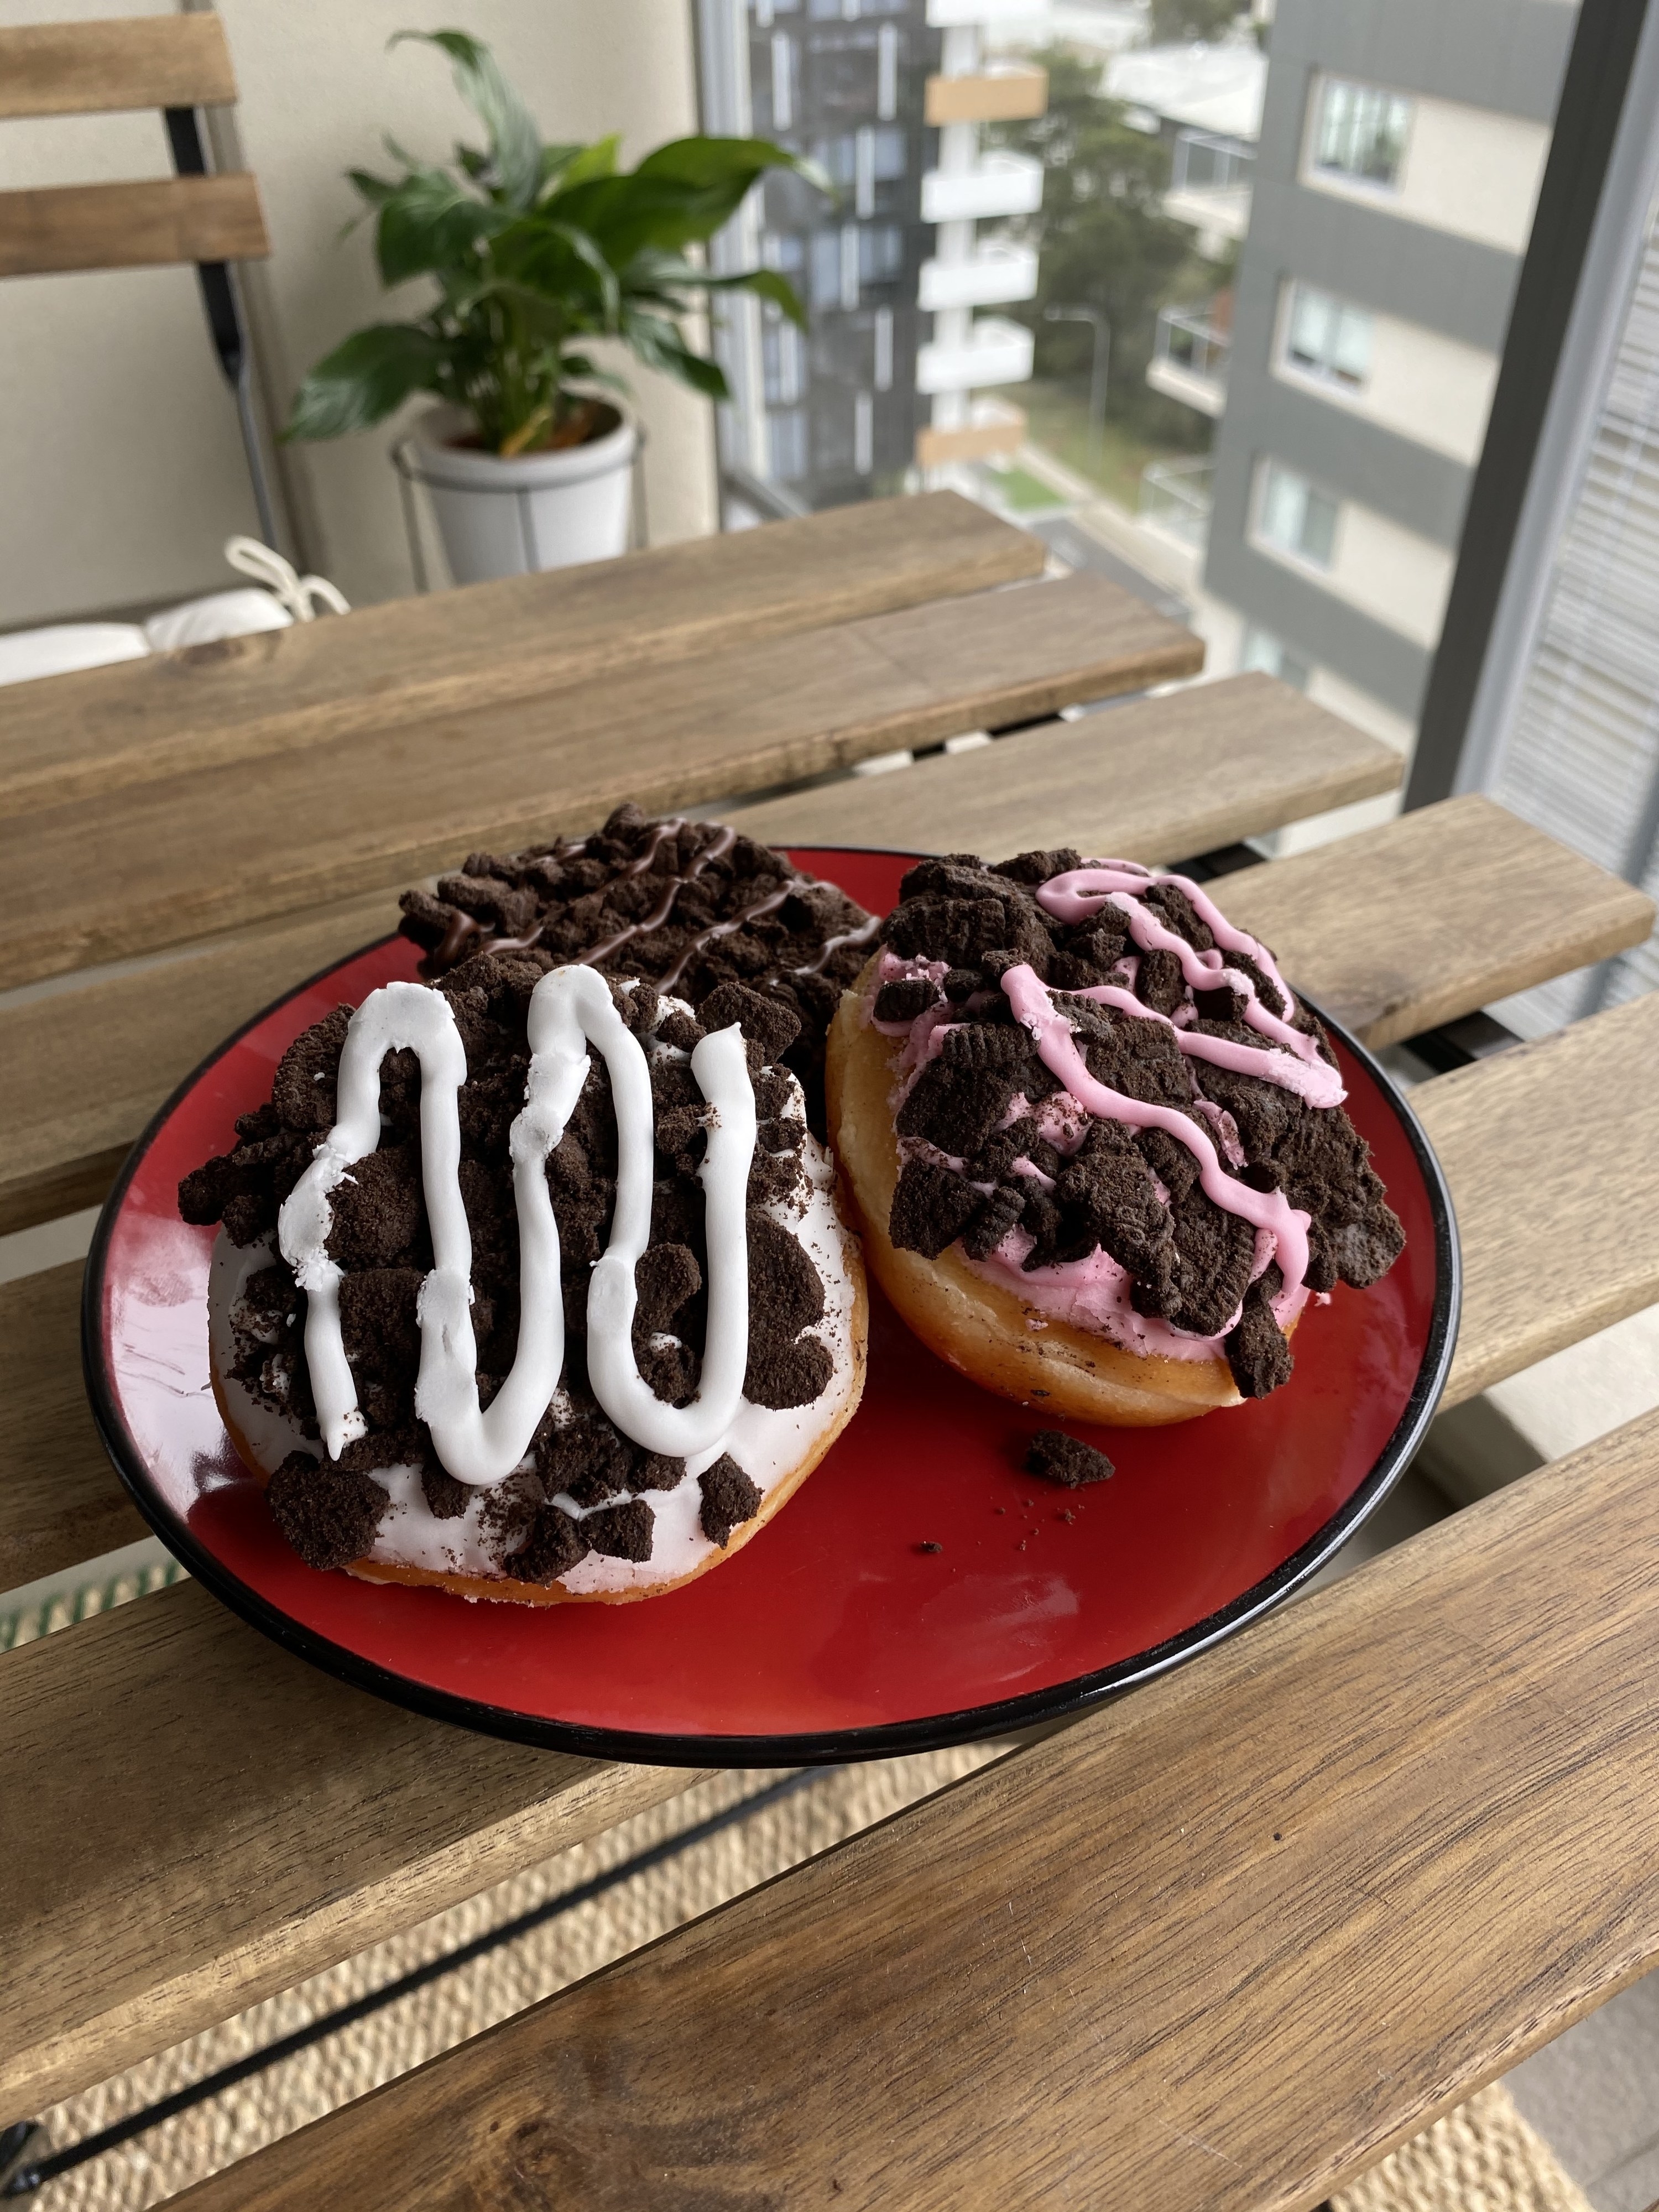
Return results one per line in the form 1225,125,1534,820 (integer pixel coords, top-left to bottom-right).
1199,0,1577,748
698,0,943,513
697,0,1048,516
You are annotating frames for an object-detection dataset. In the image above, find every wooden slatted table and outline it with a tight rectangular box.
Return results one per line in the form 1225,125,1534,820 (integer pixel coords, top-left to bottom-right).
3,493,1655,2208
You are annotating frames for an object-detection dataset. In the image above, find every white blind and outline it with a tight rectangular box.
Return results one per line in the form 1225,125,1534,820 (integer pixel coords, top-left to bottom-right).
1489,202,1659,1035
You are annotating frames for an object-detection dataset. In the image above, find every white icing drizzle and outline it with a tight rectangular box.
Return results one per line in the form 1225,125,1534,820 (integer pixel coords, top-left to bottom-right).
276,967,757,1483
564,968,757,1458
212,1120,858,1598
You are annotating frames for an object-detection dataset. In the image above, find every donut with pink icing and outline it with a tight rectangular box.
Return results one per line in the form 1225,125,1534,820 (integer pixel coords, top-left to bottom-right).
826,847,1403,1426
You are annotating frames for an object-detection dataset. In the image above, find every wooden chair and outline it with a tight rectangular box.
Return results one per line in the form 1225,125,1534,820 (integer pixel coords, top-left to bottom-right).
0,11,276,542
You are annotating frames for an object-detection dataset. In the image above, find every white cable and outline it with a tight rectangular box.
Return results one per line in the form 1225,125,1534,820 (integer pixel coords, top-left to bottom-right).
223,535,351,622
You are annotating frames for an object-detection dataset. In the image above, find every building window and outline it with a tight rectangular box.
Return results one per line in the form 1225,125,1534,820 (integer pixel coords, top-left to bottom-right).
1284,283,1373,391
1313,80,1412,189
769,410,808,481
858,223,904,286
1240,624,1311,691
1256,461,1339,570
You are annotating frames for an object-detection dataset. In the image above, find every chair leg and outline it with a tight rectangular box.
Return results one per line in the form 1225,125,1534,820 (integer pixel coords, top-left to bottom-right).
164,103,280,549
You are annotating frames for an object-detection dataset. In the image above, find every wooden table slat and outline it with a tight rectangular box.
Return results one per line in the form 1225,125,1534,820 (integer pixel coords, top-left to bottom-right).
1,1260,148,1588
0,890,399,1239
1219,792,1654,1048
0,494,1044,819
723,670,1400,859
7,930,1659,2113
165,1405,1659,2212
1423,989,1659,1408
0,571,1201,988
0,674,1384,1240
0,1580,696,2119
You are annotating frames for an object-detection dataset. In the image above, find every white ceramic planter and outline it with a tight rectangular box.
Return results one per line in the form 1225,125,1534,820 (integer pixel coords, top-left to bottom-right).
409,404,637,583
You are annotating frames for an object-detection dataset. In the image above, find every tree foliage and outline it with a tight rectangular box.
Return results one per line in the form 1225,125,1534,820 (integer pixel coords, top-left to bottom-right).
1150,0,1245,45
285,29,825,453
993,49,1218,446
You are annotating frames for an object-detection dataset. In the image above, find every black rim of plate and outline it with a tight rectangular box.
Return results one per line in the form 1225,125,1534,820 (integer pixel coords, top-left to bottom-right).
82,849,1461,1765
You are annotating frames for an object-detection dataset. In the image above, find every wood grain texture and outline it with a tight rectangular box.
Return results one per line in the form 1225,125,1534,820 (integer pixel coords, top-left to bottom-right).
167,1408,1659,2212
0,889,398,1238
0,1579,698,2117
0,573,1201,987
0,15,237,117
0,1261,147,1587
1221,794,1655,1048
0,494,1042,817
0,174,268,277
725,673,1400,860
1420,991,1659,1408
0,678,1385,1240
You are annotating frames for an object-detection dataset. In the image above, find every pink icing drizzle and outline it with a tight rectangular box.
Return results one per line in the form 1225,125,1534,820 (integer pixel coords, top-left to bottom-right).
1036,863,1340,1099
1000,963,1311,1302
1068,980,1342,1108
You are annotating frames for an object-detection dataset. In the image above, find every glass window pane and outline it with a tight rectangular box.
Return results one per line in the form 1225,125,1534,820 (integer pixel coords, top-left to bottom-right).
1288,285,1333,369
1300,486,1339,566
1259,463,1307,550
1331,305,1373,385
1316,80,1411,187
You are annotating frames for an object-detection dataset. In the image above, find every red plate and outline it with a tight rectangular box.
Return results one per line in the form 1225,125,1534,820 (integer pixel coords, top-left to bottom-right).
84,848,1458,1762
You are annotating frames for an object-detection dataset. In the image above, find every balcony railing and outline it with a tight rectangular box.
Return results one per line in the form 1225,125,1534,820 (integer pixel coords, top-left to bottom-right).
1156,304,1230,385
1171,129,1254,196
1165,129,1255,245
1139,456,1215,548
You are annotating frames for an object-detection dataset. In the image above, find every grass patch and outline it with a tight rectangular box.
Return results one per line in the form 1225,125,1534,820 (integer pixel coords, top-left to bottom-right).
984,463,1068,513
1019,382,1206,513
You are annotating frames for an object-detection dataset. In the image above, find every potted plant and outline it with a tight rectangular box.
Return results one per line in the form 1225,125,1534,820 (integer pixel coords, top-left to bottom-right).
285,30,821,582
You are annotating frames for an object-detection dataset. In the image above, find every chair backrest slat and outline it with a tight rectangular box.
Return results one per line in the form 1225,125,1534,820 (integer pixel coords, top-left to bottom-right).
0,174,268,276
0,14,237,119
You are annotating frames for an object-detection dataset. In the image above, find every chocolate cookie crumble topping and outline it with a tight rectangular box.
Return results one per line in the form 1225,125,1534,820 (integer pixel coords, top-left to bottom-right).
398,804,877,1134
1024,1432,1115,1488
699,1454,762,1548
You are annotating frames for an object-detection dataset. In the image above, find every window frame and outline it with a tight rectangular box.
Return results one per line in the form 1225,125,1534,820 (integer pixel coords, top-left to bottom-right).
1279,280,1375,398
1305,75,1414,199
1253,458,1343,576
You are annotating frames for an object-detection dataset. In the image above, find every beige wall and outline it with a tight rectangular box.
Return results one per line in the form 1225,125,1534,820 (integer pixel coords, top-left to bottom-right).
1272,281,1500,467
1301,76,1551,257
0,0,718,627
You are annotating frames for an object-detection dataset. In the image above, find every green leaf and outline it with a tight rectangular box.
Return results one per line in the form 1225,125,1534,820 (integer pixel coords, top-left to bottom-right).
348,167,399,207
390,28,541,210
283,324,445,440
490,217,619,326
560,354,632,395
538,140,586,185
551,139,826,265
629,253,808,329
635,135,830,199
375,168,514,287
621,310,729,399
555,134,622,190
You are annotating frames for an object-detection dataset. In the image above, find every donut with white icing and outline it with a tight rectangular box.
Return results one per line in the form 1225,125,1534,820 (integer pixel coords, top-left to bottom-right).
183,959,866,1602
826,848,1402,1427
